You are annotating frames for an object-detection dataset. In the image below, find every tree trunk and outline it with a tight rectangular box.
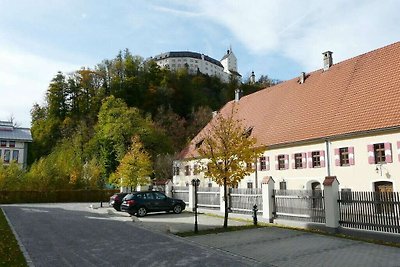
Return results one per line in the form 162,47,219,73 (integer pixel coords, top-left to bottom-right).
223,178,228,228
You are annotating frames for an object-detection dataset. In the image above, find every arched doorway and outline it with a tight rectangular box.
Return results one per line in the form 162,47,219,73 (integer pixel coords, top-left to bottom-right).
311,182,321,191
311,182,322,209
374,181,393,214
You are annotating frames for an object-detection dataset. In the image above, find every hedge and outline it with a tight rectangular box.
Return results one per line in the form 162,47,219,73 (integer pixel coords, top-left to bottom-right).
0,190,119,204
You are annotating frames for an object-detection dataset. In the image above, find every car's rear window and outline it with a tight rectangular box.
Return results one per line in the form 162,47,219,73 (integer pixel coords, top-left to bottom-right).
124,194,135,200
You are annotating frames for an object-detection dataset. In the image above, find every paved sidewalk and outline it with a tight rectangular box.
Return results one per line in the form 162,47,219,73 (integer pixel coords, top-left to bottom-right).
95,204,400,266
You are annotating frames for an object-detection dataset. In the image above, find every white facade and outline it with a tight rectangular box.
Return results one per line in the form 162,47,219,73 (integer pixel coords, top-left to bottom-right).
173,130,400,192
0,121,32,169
152,49,240,83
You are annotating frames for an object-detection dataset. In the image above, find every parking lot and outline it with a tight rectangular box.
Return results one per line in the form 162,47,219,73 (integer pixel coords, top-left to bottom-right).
2,203,400,266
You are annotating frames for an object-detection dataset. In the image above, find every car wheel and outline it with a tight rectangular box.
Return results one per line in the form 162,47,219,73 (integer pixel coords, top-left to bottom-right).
136,207,147,217
173,204,182,214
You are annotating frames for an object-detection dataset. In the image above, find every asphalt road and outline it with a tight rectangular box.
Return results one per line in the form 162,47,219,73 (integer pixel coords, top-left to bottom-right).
3,203,400,267
2,204,254,267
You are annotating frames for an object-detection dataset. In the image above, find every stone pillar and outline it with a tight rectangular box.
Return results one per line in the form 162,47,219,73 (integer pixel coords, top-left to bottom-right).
220,185,226,213
323,176,340,230
165,180,173,198
262,176,275,222
188,183,195,210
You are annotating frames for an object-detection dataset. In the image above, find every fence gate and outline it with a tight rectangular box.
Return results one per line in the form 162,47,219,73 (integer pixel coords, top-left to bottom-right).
197,187,220,209
229,188,263,215
172,186,189,204
273,189,325,223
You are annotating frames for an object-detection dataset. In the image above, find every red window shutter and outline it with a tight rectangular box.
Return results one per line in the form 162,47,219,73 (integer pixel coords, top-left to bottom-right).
275,155,279,170
384,142,392,163
307,152,313,168
302,152,307,168
348,147,355,165
284,154,289,169
291,154,295,169
367,144,374,164
398,142,400,162
320,150,325,167
266,156,270,171
334,148,340,166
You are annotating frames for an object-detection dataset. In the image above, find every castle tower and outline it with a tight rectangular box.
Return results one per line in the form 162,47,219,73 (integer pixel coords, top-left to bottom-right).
220,46,241,83
220,46,238,74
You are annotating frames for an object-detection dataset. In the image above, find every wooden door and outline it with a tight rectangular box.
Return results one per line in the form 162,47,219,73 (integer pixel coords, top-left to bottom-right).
374,181,393,214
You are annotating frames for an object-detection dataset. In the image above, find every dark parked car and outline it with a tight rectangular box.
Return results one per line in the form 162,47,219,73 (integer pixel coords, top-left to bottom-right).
120,191,186,217
109,192,129,211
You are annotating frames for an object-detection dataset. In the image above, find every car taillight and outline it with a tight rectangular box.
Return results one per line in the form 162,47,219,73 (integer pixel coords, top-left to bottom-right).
127,200,135,206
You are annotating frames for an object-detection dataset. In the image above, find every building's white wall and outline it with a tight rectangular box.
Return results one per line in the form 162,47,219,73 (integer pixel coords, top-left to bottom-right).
173,131,400,192
0,141,26,165
154,54,233,83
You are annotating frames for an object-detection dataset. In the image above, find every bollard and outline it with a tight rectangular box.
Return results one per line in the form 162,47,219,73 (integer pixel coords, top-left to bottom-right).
252,204,258,226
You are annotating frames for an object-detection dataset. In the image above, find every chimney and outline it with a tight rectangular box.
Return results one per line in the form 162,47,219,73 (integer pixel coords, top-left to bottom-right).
299,72,306,84
322,51,333,70
234,89,243,102
250,71,256,84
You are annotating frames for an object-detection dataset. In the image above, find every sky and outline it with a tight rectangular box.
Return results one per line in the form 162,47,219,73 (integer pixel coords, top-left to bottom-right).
1,0,399,128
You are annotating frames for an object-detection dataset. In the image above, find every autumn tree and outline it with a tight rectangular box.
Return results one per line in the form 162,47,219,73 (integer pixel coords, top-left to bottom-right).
197,105,261,228
109,136,152,190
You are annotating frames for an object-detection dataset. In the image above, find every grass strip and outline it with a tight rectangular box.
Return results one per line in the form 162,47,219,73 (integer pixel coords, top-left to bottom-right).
0,208,27,267
176,224,259,237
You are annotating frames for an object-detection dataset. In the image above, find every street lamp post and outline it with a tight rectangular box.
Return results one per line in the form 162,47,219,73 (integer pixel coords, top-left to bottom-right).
191,178,200,233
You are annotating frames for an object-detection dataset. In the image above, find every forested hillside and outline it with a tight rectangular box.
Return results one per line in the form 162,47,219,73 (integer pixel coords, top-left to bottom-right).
1,49,278,190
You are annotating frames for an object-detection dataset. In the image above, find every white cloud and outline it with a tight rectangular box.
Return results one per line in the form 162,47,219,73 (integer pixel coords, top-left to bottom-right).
0,45,79,127
194,0,400,72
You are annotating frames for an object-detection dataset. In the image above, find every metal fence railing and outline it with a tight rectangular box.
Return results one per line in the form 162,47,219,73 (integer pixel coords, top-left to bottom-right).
172,186,189,204
197,187,220,209
338,191,400,233
273,189,325,223
229,188,262,214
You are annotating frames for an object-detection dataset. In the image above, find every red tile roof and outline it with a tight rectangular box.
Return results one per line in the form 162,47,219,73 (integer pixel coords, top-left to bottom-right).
180,42,400,159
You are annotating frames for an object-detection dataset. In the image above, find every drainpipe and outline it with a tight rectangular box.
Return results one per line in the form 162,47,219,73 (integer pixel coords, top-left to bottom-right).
254,157,258,189
325,139,331,176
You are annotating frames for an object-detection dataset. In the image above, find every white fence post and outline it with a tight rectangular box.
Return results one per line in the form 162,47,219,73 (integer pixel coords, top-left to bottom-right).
262,176,275,222
165,180,173,198
220,185,226,213
323,176,340,231
189,183,195,210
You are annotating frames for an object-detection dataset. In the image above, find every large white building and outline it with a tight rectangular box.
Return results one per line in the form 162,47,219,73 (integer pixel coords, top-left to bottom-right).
152,48,241,83
0,121,32,169
174,42,400,194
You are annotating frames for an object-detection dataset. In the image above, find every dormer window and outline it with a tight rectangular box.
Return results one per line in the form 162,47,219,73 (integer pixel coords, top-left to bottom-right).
195,139,204,149
243,127,253,138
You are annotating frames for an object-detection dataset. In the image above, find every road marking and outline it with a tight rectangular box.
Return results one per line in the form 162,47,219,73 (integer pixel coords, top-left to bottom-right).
85,216,131,222
20,208,49,213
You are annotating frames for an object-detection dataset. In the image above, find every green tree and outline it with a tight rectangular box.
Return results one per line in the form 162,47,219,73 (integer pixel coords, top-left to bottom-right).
197,105,261,228
0,162,26,190
154,106,186,150
153,153,175,180
109,136,152,189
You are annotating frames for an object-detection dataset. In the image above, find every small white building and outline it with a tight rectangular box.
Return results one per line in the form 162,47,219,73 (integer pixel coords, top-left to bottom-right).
0,121,32,168
152,48,241,83
174,42,400,194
